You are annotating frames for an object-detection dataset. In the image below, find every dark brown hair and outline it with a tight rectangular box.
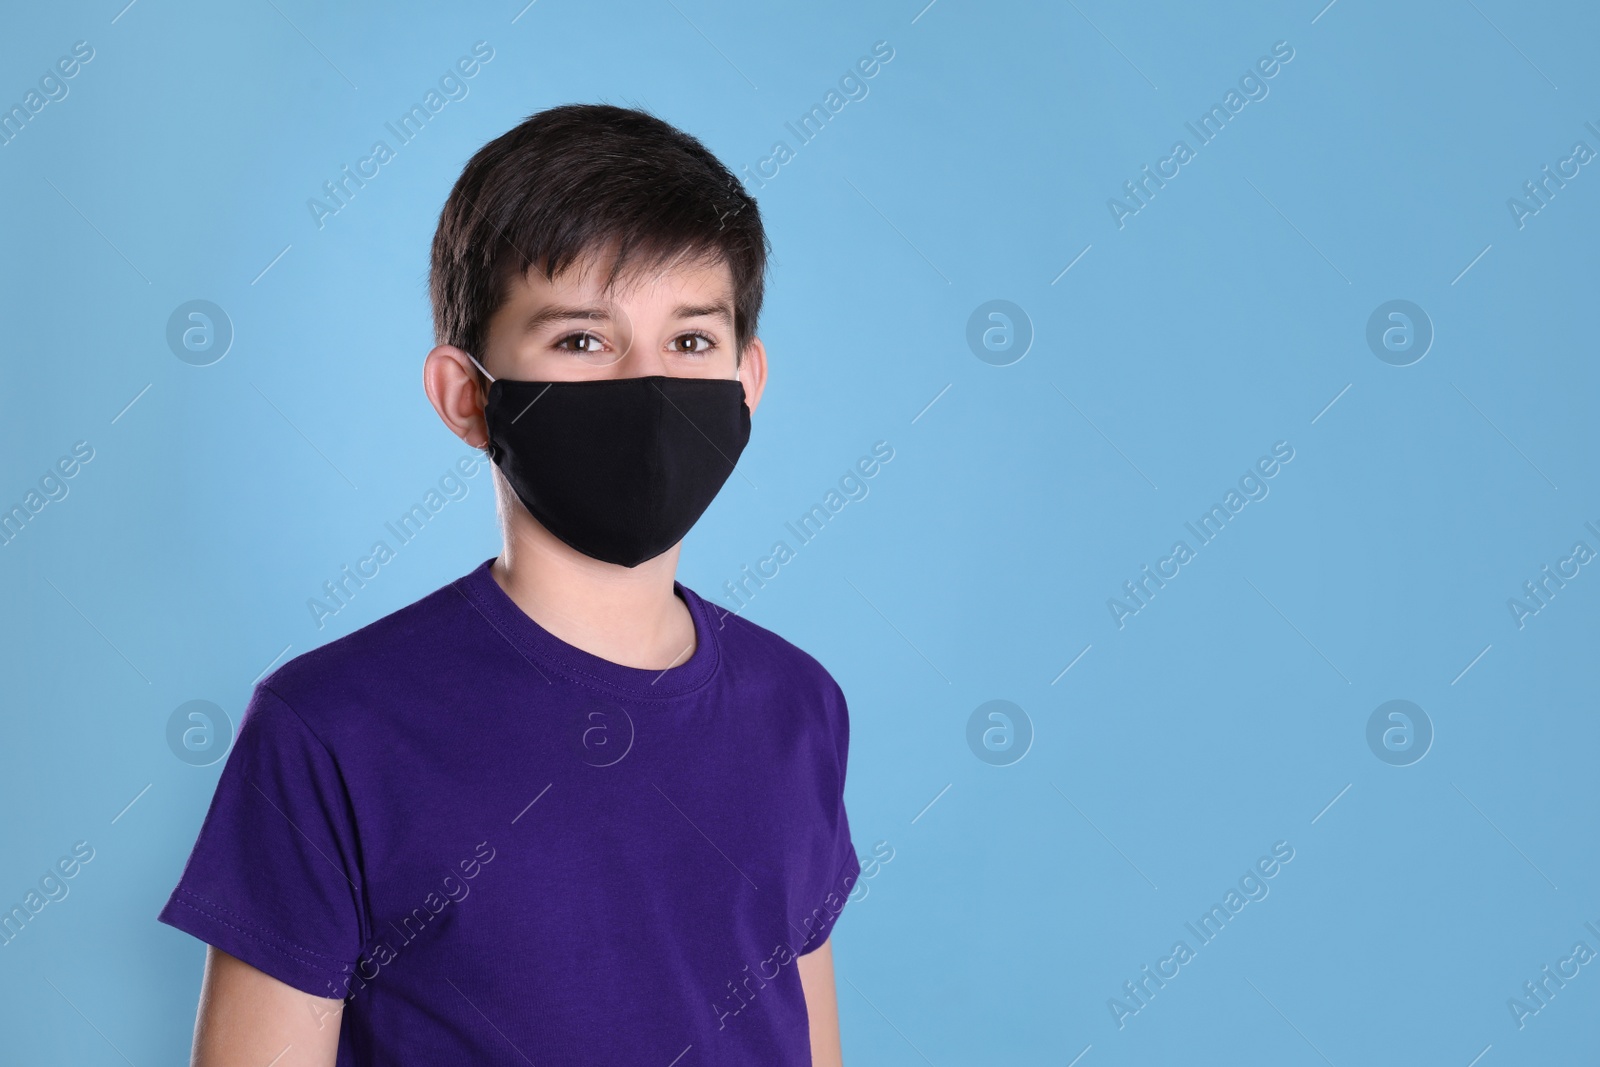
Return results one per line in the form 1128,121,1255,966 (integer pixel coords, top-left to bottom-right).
429,103,768,371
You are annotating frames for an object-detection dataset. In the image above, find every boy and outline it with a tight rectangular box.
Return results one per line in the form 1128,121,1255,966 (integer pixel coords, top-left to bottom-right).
158,103,860,1066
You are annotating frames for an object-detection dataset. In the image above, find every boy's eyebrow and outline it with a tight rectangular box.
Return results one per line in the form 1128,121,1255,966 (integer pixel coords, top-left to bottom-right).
522,304,613,332
521,300,733,331
672,301,734,327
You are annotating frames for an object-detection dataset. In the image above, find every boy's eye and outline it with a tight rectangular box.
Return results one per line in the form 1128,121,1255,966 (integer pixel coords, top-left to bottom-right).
553,331,626,365
672,332,716,356
554,331,606,354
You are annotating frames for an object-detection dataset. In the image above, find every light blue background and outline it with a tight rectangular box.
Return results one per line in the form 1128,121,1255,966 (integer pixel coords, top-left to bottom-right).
2,1,1596,1063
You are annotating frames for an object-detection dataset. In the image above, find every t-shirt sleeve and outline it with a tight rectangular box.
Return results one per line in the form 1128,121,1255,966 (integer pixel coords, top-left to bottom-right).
795,678,860,954
157,683,365,998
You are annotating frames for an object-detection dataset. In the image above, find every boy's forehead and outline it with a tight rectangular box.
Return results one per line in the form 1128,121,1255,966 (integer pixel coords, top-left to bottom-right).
516,248,733,309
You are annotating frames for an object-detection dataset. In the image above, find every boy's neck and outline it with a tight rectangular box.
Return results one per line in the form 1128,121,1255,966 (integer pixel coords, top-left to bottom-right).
489,518,698,672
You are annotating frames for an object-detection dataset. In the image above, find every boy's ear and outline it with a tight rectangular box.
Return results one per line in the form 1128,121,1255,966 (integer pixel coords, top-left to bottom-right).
738,337,768,415
423,344,491,449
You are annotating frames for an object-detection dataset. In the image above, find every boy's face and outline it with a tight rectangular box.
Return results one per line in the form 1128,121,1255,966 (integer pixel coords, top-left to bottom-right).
423,245,769,562
476,247,766,407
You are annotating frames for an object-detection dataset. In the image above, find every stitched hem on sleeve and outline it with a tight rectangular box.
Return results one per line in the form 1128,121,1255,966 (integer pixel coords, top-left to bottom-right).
157,887,352,999
797,843,861,955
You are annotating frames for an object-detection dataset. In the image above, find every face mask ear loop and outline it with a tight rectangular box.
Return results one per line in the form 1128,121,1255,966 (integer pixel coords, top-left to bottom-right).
464,352,497,461
463,350,496,383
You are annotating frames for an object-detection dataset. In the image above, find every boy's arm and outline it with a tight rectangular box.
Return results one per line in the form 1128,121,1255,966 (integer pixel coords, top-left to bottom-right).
190,946,343,1067
797,936,843,1066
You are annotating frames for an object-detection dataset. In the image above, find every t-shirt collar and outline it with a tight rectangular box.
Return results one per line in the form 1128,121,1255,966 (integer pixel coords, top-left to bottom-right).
455,556,721,698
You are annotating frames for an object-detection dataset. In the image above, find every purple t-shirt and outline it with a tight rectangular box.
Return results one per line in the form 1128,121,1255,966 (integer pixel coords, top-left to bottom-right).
159,557,858,1065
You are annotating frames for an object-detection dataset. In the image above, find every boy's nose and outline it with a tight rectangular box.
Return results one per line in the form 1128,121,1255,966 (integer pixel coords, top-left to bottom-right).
594,304,662,378
615,336,668,378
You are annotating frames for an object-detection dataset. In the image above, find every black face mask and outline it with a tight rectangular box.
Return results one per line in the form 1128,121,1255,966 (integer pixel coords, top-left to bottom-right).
466,354,751,567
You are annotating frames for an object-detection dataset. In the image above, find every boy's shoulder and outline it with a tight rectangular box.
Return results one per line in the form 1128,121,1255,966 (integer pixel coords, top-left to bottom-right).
250,568,848,736
256,566,475,724
687,588,845,702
